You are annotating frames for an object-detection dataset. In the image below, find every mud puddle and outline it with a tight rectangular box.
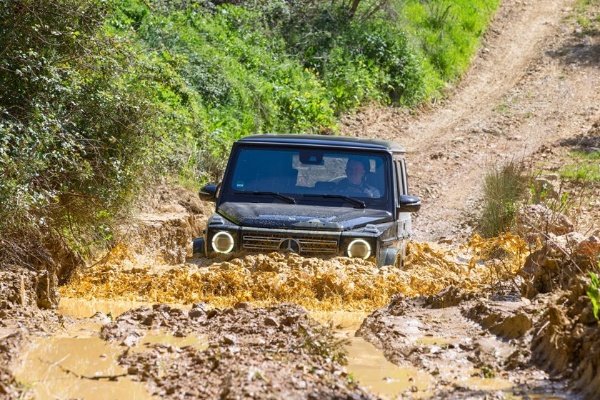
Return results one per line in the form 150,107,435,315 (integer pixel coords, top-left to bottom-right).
12,320,154,400
13,299,208,400
311,311,433,399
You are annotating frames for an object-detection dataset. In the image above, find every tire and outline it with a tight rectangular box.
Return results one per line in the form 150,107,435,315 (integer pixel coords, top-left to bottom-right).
377,240,407,268
378,247,398,267
192,237,206,256
397,240,407,268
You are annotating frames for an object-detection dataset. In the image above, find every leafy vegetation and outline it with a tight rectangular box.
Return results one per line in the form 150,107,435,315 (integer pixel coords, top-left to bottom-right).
560,151,600,183
587,270,600,321
0,0,500,263
399,0,499,96
479,162,527,237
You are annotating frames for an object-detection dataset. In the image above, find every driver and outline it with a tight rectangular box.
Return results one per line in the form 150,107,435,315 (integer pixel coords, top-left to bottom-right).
336,157,380,198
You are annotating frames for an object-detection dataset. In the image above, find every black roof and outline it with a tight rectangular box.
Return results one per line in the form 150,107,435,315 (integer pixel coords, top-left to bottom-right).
238,134,405,153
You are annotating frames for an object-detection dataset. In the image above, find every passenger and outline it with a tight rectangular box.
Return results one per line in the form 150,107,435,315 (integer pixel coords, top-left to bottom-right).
336,157,380,198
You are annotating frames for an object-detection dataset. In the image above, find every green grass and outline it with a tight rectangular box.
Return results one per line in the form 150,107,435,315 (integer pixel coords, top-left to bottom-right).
574,0,600,33
399,0,500,96
560,151,600,183
587,270,600,321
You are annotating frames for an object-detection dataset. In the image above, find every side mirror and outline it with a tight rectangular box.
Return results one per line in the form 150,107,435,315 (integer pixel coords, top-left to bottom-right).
397,195,421,213
199,183,219,201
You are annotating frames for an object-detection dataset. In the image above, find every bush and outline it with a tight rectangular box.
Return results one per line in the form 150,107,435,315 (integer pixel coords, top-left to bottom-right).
479,162,527,237
0,0,194,263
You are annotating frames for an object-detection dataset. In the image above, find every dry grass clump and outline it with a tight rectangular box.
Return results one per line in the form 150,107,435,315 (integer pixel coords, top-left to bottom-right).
479,162,528,237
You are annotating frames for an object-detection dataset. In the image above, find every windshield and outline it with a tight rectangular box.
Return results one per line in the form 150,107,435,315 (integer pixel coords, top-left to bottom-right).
221,146,392,209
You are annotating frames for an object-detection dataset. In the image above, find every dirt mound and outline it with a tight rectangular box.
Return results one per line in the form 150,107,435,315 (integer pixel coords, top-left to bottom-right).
521,233,600,298
532,279,600,399
422,285,476,308
462,298,533,339
61,234,528,311
103,303,376,399
116,184,208,265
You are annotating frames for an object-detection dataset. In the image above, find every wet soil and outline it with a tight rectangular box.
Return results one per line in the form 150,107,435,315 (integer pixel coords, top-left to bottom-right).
531,280,600,399
97,303,376,399
357,292,578,399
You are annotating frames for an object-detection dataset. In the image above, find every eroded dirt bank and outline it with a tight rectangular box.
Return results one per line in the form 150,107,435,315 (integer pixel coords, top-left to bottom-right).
0,266,62,398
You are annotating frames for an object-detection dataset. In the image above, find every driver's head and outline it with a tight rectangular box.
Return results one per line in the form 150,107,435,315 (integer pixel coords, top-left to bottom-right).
346,157,368,185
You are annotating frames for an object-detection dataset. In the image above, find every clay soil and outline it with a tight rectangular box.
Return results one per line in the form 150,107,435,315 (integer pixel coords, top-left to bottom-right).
3,0,600,399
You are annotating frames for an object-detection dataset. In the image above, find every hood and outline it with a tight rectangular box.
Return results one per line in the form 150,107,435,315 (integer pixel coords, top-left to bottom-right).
217,202,392,231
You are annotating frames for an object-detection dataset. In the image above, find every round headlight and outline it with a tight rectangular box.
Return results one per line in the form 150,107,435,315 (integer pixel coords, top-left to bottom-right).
347,239,371,259
212,231,235,253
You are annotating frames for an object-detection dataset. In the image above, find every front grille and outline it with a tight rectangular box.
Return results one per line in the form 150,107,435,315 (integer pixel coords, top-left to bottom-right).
242,233,339,255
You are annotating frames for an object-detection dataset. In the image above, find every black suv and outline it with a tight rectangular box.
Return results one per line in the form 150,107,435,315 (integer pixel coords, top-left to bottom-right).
193,135,420,266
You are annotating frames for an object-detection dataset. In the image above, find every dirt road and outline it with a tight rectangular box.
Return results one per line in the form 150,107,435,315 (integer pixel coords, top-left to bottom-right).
342,0,600,241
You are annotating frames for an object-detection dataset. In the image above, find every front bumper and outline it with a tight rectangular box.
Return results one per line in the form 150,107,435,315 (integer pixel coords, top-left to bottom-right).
202,226,379,258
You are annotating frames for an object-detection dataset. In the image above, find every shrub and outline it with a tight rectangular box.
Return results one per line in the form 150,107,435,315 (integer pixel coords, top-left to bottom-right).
479,162,527,237
0,0,194,263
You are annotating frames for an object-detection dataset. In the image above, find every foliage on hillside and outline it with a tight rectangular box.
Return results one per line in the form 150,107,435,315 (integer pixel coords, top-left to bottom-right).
0,0,499,263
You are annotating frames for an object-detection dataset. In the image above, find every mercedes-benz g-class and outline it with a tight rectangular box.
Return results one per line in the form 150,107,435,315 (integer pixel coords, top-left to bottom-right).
193,135,420,266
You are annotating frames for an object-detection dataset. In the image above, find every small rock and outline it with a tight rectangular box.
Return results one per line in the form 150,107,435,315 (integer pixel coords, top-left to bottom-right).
127,366,139,375
575,235,600,259
264,317,279,327
122,334,140,347
188,308,205,319
222,334,237,345
234,302,251,310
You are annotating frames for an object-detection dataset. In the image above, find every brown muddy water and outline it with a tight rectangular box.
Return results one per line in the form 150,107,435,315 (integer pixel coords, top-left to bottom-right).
311,311,433,398
11,234,543,399
14,300,433,400
12,319,154,400
14,296,560,399
13,299,207,400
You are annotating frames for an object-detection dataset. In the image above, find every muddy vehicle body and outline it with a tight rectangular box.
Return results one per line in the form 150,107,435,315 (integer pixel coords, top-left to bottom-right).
194,135,420,266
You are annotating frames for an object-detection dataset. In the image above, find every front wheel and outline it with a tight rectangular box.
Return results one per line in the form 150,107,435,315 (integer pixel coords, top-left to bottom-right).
377,241,407,268
192,237,206,256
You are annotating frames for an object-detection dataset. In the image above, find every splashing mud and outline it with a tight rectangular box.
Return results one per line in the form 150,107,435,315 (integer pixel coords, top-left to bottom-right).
61,234,527,311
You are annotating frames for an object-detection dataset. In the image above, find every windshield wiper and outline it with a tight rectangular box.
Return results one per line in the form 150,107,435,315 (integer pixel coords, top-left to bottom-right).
235,191,296,204
303,194,366,209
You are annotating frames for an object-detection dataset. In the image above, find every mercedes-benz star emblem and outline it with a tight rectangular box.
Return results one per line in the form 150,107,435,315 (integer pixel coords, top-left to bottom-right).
279,239,300,253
